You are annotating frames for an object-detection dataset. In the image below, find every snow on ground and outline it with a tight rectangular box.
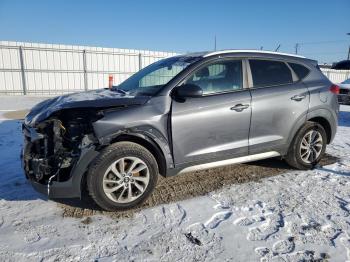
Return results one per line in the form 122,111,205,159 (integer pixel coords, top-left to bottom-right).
0,99,349,261
0,96,49,111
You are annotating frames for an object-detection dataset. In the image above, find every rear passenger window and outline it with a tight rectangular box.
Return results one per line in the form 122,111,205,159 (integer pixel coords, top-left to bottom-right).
288,63,310,80
249,60,293,87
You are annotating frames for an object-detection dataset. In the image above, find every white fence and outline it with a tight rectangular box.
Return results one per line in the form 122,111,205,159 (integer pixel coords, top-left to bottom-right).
0,41,349,96
0,41,178,95
320,68,350,84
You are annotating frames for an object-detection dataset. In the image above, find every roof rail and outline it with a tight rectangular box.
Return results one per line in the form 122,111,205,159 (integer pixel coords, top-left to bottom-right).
203,49,306,59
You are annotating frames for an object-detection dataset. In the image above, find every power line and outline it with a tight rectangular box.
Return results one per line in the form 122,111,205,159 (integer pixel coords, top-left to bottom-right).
275,44,281,52
301,51,347,56
298,40,348,45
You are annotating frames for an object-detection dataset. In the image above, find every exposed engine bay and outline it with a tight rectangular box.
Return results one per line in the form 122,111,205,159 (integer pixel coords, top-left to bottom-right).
22,109,102,185
21,89,169,199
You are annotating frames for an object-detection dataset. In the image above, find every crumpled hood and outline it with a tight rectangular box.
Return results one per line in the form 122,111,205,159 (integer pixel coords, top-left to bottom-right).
24,89,149,127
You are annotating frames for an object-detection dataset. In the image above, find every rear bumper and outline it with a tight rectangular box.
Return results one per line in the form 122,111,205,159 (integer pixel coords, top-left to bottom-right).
338,94,350,104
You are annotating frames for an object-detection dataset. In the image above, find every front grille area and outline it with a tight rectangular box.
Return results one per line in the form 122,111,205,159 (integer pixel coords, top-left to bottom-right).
22,123,55,182
22,120,81,184
22,124,47,156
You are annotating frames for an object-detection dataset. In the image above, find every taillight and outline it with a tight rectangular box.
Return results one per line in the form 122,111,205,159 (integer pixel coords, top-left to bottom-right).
330,84,340,94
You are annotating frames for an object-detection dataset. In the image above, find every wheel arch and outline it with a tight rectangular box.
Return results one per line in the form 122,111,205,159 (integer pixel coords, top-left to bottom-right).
307,117,332,144
74,124,173,198
306,108,337,144
285,111,333,157
109,133,169,177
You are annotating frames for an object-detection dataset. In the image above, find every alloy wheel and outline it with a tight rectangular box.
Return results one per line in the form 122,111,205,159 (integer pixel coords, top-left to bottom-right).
102,157,150,203
299,130,323,164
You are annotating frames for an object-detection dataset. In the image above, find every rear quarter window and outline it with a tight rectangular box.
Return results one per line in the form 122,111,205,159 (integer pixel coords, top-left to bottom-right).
288,62,310,80
249,60,293,87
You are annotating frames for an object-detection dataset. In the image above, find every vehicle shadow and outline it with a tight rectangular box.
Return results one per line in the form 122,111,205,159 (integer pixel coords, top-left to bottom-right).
339,106,350,127
56,160,291,216
247,153,339,169
0,119,46,201
318,166,350,177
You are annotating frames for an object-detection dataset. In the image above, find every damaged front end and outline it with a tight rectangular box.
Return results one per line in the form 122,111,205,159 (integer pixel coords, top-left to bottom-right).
22,89,151,198
22,110,101,198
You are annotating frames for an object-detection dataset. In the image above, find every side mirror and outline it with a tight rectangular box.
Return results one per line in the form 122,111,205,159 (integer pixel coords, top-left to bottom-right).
176,84,203,98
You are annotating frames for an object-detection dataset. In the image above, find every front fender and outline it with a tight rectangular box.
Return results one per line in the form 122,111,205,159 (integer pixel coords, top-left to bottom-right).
92,98,174,171
95,125,174,171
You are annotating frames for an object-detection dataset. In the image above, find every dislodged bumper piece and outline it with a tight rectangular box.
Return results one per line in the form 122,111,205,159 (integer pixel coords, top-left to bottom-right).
27,177,80,198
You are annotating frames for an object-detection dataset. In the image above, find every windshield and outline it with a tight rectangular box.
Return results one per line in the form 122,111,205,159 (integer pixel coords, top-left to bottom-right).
115,55,201,96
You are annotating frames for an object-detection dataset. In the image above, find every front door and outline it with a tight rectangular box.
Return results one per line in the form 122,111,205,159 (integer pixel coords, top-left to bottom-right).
171,59,252,165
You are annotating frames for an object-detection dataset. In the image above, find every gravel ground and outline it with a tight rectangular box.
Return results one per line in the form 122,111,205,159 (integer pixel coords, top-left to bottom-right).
2,110,28,120
58,154,338,219
0,96,48,111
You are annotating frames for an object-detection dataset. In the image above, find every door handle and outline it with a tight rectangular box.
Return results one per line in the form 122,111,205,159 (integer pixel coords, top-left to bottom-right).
291,94,306,101
230,104,249,112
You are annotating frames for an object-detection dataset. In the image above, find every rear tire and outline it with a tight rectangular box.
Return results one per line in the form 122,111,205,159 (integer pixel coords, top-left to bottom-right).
87,142,158,211
285,121,327,170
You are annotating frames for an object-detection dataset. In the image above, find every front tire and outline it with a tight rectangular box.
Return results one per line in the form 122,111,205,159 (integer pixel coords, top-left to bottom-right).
285,121,327,170
87,142,158,211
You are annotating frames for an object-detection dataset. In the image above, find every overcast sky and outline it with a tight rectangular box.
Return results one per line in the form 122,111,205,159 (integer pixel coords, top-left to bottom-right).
0,0,349,63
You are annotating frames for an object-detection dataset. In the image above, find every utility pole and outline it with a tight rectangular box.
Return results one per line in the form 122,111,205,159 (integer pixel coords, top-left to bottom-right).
295,43,299,54
347,33,350,60
214,35,217,51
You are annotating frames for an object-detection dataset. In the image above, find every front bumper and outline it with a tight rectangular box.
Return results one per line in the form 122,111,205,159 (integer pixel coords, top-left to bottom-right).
22,124,99,199
22,145,82,198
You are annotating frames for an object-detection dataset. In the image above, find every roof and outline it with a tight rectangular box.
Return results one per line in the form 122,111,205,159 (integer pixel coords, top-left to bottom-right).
203,49,306,59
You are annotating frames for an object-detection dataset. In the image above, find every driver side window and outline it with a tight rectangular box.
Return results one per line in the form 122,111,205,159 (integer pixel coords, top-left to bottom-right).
185,60,243,95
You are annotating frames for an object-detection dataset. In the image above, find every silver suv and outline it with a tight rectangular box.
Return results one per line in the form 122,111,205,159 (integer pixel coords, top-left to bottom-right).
22,50,339,211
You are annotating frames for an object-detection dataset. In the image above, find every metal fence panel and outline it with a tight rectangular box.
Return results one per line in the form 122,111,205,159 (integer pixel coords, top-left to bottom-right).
0,41,178,95
320,68,350,84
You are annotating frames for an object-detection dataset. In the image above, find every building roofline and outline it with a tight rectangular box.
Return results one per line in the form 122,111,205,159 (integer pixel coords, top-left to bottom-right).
203,49,306,59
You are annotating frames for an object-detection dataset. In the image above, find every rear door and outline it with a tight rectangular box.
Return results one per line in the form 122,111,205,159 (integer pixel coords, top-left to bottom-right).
248,59,309,154
171,59,252,165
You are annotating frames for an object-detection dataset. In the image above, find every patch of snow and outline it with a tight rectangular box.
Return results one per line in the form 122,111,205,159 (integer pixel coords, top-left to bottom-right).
0,96,49,111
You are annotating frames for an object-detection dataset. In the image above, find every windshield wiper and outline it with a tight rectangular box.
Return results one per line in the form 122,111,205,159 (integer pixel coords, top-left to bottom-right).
112,87,128,95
